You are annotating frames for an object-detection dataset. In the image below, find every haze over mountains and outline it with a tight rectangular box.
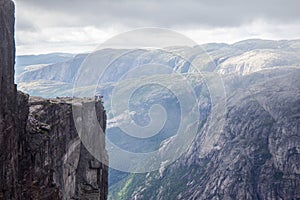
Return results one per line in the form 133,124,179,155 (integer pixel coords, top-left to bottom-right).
14,39,300,199
16,39,300,97
6,0,300,198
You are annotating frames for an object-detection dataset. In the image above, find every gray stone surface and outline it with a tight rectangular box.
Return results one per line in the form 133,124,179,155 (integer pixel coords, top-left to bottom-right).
109,68,300,200
0,1,26,198
20,96,108,200
0,1,108,199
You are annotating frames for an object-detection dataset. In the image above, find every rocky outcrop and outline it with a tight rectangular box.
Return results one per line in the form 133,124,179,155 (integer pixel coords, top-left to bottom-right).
0,1,108,199
19,97,108,200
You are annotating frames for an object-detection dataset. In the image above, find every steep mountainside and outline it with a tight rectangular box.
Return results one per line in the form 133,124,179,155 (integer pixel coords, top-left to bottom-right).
109,68,300,199
0,1,108,199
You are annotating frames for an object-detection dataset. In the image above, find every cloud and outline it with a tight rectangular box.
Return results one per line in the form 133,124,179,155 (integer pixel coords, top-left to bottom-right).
14,0,300,54
15,0,300,28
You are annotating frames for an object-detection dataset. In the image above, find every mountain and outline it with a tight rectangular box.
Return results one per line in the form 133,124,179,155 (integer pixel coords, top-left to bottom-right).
16,53,85,83
15,38,300,199
15,53,74,76
109,67,300,199
16,39,300,97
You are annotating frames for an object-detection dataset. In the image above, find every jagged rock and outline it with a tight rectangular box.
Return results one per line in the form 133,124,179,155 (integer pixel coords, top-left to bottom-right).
19,96,108,200
109,68,300,200
0,1,108,199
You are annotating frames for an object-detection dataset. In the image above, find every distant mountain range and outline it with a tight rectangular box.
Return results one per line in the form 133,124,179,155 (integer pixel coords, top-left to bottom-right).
16,39,300,199
16,53,74,75
16,39,300,96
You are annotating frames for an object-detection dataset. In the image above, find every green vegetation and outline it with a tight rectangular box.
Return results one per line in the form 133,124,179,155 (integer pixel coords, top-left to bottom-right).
109,165,206,200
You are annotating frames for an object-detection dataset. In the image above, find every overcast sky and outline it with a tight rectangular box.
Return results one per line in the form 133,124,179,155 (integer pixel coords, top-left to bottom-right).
15,0,300,55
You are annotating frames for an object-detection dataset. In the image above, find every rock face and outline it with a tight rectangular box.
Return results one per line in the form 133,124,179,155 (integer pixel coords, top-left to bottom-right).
0,1,28,199
20,96,108,200
109,68,300,200
0,1,108,199
176,69,300,199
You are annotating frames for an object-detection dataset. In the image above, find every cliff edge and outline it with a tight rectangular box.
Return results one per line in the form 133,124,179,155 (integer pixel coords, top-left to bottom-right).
0,1,108,199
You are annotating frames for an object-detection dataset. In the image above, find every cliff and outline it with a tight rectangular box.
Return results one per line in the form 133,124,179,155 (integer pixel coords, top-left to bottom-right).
20,96,108,199
109,68,300,200
0,0,27,198
0,1,108,199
